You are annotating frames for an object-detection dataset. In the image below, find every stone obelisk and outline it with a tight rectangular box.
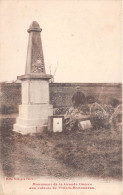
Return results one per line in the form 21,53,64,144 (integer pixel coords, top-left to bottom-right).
13,21,53,134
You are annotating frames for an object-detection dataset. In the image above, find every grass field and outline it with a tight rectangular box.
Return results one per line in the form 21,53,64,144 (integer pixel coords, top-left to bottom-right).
0,124,122,180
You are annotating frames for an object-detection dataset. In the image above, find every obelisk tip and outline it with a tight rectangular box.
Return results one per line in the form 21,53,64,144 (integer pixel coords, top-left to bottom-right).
28,21,42,33
30,21,40,28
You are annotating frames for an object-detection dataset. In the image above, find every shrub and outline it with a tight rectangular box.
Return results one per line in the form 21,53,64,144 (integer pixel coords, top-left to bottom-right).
86,96,96,104
64,107,85,131
90,103,109,129
90,110,109,129
109,104,122,129
53,107,69,115
102,104,114,118
64,117,78,131
109,98,120,108
78,105,90,115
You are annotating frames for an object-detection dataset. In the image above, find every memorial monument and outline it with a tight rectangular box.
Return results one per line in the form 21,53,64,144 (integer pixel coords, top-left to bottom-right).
13,21,53,134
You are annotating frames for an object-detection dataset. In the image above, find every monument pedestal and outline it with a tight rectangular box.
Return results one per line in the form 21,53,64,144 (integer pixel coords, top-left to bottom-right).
13,104,53,135
13,76,53,134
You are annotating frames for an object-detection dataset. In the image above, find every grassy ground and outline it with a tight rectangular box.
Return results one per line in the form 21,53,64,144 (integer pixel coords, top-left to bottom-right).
0,123,122,180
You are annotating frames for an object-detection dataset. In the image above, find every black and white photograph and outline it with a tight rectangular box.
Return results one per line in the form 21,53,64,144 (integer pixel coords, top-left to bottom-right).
0,0,122,195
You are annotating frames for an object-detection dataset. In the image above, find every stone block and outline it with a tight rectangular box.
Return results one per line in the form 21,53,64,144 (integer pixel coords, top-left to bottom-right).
78,120,92,130
13,103,53,134
48,115,64,132
22,80,49,104
13,123,47,135
19,104,53,119
16,117,47,126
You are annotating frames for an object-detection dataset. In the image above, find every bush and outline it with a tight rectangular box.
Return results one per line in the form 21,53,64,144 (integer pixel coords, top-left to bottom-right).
90,110,109,129
78,105,90,115
109,104,122,129
64,117,78,131
109,98,120,108
53,107,69,115
86,96,96,104
64,107,86,131
102,104,114,118
90,103,109,129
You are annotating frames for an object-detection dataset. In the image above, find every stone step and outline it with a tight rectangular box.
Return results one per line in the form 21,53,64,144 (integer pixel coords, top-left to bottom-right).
16,117,47,126
13,124,47,135
19,104,53,119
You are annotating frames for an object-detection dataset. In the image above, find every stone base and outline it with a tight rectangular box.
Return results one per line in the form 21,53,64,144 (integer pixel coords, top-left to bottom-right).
13,123,48,135
13,104,53,135
18,104,53,119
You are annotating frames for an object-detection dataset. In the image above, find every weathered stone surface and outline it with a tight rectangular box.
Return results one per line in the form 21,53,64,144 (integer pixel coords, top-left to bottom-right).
26,21,45,75
78,120,92,130
19,104,53,119
13,124,48,135
22,80,50,104
13,21,53,134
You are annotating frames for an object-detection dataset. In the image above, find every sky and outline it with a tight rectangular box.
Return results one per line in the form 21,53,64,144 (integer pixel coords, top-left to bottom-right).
0,0,122,83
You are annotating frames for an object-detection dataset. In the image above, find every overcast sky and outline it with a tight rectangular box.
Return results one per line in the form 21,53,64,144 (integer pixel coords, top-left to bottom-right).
0,0,122,83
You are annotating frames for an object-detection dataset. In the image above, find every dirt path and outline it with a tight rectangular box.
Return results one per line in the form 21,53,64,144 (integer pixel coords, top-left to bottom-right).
0,126,85,179
1,134,81,179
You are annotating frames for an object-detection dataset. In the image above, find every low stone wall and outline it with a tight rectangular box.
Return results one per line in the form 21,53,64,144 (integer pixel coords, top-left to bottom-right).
0,82,122,115
0,83,21,114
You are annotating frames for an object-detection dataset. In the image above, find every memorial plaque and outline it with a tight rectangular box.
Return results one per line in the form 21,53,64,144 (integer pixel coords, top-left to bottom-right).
48,116,64,132
53,118,63,132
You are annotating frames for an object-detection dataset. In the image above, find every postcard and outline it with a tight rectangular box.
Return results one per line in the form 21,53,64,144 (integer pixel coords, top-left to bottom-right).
0,0,122,195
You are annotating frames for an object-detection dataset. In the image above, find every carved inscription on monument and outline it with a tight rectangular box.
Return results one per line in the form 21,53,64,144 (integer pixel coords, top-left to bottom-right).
31,32,45,73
